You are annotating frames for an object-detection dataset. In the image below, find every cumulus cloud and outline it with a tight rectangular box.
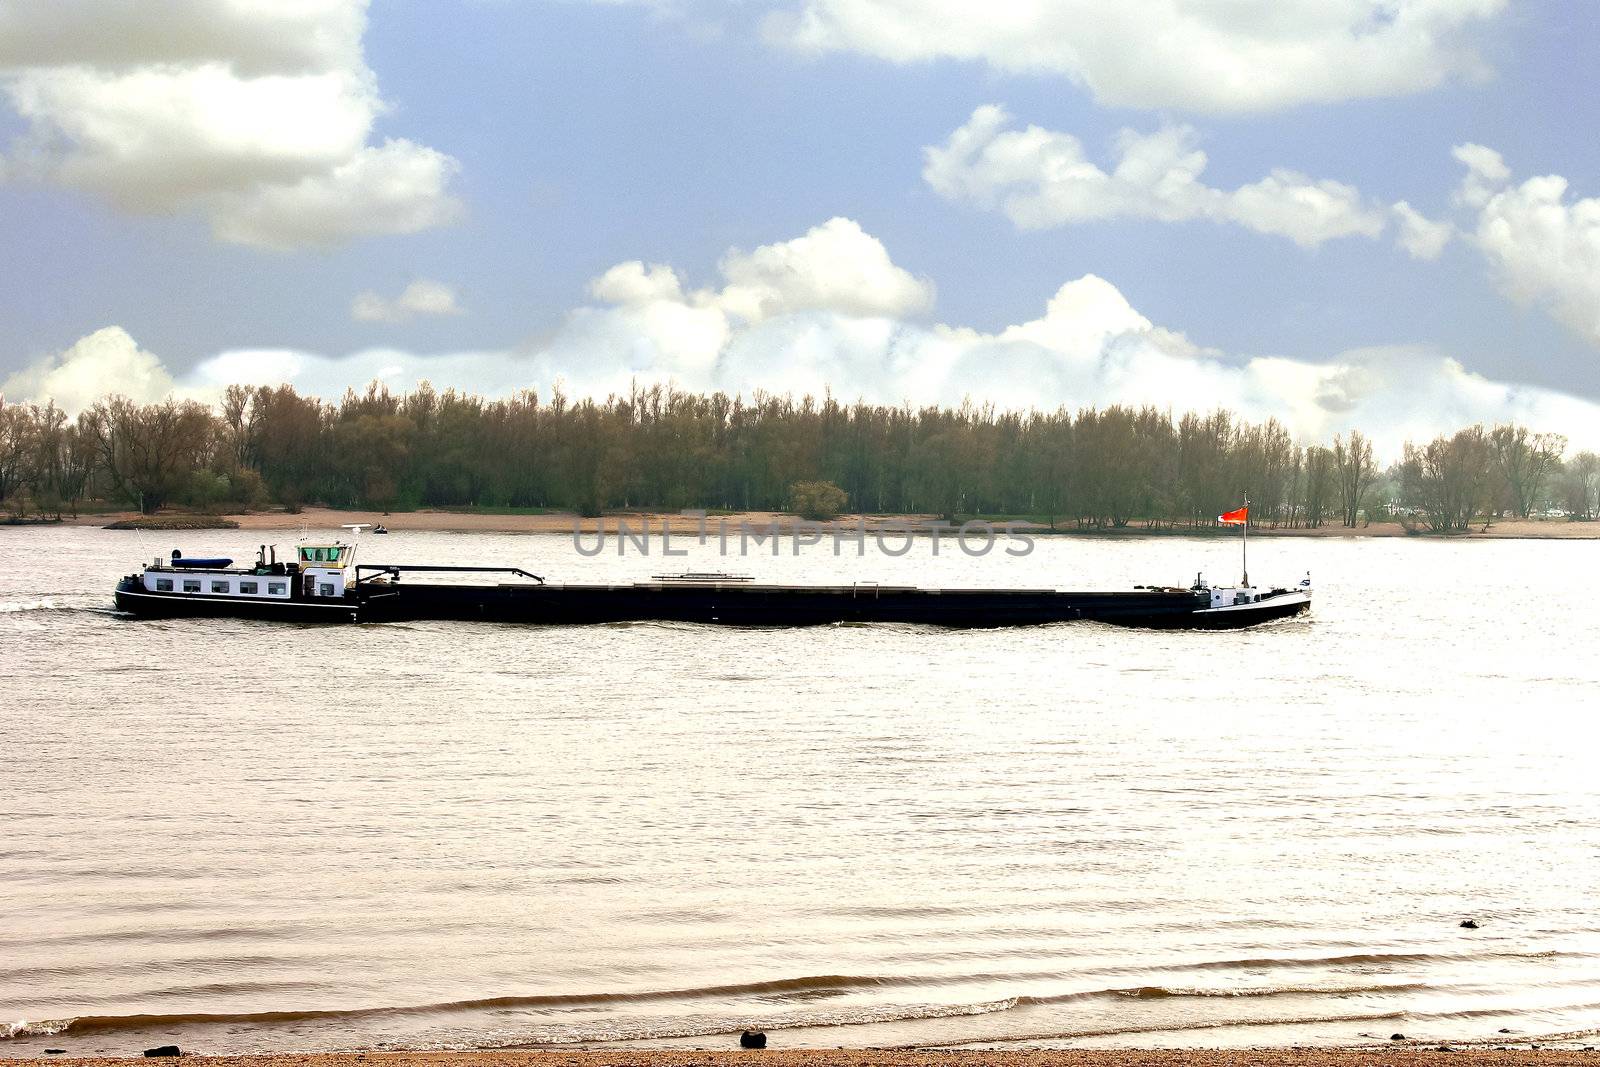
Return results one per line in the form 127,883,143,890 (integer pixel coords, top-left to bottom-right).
0,0,461,248
925,106,1387,248
715,216,935,321
768,0,1506,113
592,217,933,320
10,219,1597,457
1,326,176,411
352,279,467,323
1454,142,1513,208
1451,143,1600,347
1392,201,1455,260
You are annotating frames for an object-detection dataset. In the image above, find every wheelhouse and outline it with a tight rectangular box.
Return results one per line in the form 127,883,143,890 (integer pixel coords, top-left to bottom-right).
296,543,354,599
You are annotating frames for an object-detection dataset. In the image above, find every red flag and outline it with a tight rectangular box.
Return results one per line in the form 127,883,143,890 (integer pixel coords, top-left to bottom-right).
1218,504,1248,525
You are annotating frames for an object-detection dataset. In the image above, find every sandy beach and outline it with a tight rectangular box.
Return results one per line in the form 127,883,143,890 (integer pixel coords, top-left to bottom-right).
9,1049,1599,1067
53,506,1600,539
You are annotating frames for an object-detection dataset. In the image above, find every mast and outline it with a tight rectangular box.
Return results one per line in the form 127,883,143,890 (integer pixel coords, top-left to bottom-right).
1242,491,1249,587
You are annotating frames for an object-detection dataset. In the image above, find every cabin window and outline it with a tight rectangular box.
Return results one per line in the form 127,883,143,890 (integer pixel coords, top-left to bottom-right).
155,579,173,592
240,581,259,594
211,581,229,594
268,582,286,596
183,580,201,593
319,583,335,597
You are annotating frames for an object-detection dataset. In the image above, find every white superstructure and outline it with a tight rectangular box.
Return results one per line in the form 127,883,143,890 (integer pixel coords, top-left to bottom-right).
133,539,359,605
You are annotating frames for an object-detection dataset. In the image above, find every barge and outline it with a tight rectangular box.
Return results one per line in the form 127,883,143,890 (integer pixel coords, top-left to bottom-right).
113,531,1312,630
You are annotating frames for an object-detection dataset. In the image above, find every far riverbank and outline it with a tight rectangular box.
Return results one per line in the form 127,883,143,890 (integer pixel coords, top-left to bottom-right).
45,507,1600,539
6,1048,1599,1067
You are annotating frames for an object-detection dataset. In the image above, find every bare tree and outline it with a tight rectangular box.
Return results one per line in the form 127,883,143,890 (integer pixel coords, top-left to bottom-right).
0,400,38,510
1489,424,1567,519
1401,426,1494,532
1302,446,1335,528
83,397,215,512
1559,451,1600,521
1333,430,1375,528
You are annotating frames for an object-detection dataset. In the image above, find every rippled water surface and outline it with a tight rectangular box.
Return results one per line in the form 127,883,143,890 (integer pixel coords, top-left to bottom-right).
3,525,1599,1056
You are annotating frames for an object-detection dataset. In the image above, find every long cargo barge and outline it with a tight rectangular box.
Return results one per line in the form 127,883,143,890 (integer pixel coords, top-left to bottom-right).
113,531,1311,630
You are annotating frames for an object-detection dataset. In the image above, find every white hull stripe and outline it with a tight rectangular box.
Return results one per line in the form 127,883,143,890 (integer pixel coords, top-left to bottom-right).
119,589,351,610
1195,591,1312,614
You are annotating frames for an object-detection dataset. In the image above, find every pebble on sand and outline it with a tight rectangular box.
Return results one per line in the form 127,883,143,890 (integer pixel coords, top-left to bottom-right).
741,1032,768,1049
144,1045,182,1057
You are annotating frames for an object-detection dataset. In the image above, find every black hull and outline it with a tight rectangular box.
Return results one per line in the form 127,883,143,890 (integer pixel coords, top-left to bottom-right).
116,576,1309,629
359,582,1212,628
358,580,1312,629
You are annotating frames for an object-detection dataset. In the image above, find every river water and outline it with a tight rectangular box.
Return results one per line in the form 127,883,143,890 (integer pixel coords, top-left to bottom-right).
3,524,1598,1056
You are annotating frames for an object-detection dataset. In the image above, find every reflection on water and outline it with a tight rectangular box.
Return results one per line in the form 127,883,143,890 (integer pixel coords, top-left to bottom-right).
2,526,1598,1055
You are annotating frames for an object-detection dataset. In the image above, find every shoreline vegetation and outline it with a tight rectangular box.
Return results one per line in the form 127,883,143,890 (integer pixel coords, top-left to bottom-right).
2,386,1598,536
52,505,1600,539
102,515,241,531
7,1049,1599,1067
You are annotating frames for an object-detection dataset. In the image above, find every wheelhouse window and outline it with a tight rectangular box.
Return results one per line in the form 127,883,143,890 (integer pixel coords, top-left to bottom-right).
211,581,229,594
183,580,201,593
319,583,335,597
268,582,286,596
155,579,173,592
240,581,259,594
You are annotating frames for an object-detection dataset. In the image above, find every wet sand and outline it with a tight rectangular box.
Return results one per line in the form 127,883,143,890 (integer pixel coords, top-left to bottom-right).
10,1050,1599,1067
63,506,1600,538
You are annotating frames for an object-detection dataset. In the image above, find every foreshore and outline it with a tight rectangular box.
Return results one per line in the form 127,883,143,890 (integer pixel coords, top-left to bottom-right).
52,507,1600,539
9,1049,1598,1067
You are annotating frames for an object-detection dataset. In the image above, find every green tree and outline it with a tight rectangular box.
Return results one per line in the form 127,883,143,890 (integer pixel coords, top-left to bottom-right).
789,480,849,520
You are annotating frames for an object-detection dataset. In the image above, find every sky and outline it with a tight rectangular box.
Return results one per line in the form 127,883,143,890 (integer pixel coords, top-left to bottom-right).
2,0,1599,457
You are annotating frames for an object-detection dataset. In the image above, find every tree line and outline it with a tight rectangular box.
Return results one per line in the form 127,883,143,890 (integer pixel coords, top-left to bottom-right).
1,382,1595,530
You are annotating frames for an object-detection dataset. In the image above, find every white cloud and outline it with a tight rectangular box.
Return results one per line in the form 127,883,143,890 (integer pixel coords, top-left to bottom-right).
592,217,936,329
590,261,688,305
925,106,1387,248
715,216,935,320
1452,143,1600,348
352,279,467,323
1,326,176,411
0,0,461,248
769,0,1506,113
1393,201,1455,260
211,140,461,250
0,1,366,74
1453,142,1513,208
13,219,1597,458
